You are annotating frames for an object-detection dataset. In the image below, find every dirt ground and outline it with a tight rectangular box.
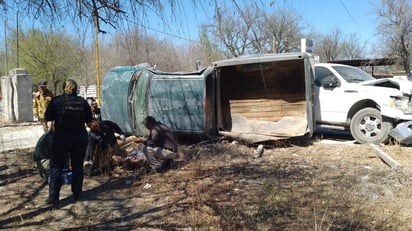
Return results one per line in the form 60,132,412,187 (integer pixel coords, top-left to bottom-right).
1,128,412,230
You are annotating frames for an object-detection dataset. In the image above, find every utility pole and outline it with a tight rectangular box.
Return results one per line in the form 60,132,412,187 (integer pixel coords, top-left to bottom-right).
4,18,7,75
16,10,19,68
94,13,101,106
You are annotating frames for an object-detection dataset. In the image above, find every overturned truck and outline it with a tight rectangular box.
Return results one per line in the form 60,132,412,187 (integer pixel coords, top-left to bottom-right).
101,53,315,143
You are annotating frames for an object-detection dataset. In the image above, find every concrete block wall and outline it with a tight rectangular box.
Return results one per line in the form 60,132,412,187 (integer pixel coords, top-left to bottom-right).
0,124,43,152
0,68,33,122
0,76,12,120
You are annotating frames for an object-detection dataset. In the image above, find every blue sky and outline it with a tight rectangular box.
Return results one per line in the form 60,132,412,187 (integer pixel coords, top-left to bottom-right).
0,0,381,55
292,0,378,44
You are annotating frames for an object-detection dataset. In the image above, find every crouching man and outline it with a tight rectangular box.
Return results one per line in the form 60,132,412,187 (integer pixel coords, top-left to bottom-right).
112,116,178,173
86,119,126,175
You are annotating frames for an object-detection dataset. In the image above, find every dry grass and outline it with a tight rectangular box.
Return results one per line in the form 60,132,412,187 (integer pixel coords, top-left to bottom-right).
1,132,412,230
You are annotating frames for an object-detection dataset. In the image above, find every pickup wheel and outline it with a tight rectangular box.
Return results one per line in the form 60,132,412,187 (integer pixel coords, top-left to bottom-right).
350,108,392,144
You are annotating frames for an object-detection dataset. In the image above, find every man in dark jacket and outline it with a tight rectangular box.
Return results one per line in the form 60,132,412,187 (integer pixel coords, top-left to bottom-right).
141,116,178,172
85,120,126,175
44,79,92,204
111,116,178,173
90,101,102,121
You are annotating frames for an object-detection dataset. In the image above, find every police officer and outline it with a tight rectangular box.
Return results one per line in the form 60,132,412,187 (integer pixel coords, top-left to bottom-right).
44,79,93,204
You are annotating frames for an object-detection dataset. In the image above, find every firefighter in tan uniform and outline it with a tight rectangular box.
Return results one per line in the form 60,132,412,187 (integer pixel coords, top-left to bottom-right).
33,81,54,132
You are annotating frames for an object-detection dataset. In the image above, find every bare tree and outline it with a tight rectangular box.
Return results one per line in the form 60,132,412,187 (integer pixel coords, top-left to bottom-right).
340,33,365,60
375,0,412,74
198,25,225,64
315,28,343,62
113,27,144,66
100,24,221,73
99,26,191,72
210,7,251,58
71,24,96,87
265,8,303,53
147,39,182,71
233,5,270,54
208,4,303,58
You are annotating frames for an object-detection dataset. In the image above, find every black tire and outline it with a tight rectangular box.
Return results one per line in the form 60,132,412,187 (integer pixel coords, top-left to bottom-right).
350,107,392,144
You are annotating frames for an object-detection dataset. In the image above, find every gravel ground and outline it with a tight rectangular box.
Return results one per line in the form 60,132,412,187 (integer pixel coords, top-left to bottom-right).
1,126,412,230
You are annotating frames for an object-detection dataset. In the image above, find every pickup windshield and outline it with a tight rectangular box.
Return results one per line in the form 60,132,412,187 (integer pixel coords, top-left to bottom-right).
332,65,376,83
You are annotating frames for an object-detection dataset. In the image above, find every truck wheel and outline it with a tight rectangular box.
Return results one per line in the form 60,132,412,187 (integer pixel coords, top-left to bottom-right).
350,108,392,144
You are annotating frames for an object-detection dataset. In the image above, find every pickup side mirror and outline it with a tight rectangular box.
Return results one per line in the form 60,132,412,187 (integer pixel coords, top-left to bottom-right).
320,75,340,88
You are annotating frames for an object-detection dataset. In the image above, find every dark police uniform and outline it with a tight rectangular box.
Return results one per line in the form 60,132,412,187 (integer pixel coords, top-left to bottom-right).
45,93,92,203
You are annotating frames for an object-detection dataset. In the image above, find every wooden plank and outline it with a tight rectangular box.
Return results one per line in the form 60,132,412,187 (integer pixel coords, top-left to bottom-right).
369,144,402,170
229,92,305,102
229,98,306,121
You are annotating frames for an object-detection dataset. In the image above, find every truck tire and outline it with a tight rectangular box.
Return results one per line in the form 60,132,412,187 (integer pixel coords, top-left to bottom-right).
350,107,392,144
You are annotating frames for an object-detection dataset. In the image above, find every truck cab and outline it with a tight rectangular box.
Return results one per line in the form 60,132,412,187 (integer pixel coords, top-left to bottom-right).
314,63,412,143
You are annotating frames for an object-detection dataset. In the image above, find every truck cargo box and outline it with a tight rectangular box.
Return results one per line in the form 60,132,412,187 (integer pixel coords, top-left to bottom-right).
101,53,315,143
213,53,315,143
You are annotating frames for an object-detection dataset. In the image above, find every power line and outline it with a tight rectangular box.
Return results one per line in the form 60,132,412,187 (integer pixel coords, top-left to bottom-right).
280,0,305,21
339,0,361,30
123,17,200,43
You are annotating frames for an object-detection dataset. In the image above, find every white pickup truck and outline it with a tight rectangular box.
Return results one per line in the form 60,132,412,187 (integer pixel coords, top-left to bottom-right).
314,63,412,144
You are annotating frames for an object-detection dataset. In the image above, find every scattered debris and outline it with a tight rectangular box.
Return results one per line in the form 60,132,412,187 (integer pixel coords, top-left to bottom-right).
389,121,412,145
143,183,152,189
254,144,264,158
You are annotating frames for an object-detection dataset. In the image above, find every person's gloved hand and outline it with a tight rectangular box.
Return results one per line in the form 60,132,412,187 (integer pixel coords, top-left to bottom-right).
120,134,126,143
